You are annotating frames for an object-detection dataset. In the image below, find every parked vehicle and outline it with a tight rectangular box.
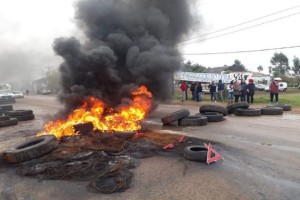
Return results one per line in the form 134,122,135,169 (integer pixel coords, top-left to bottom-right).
12,91,24,98
0,90,16,104
255,84,266,91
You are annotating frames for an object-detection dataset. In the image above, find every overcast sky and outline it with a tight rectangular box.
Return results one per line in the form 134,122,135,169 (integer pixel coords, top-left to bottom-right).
1,0,300,85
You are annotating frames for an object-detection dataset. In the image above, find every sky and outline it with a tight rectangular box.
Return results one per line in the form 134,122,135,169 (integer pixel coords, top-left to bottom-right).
1,0,300,86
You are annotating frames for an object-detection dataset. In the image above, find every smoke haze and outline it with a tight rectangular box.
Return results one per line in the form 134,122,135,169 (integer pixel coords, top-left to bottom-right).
53,0,197,112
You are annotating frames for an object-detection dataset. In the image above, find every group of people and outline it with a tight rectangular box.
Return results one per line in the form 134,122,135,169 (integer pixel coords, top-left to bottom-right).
180,78,280,104
226,79,256,104
180,81,203,102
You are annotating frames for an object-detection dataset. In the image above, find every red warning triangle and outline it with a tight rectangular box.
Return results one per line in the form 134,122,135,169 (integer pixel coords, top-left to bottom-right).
204,143,223,164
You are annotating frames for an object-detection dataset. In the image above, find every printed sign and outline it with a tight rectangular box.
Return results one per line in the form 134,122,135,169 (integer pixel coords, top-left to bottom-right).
174,72,231,83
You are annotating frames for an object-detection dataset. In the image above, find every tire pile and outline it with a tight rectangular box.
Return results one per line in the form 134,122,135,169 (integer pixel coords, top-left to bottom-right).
161,102,292,163
0,105,35,128
160,102,292,126
160,105,228,127
226,102,291,117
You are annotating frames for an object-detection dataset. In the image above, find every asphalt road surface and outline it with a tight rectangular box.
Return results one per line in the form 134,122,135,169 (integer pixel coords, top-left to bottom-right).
0,96,300,200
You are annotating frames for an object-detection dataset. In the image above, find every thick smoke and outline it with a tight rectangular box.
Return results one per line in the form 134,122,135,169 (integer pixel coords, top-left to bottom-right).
53,0,195,113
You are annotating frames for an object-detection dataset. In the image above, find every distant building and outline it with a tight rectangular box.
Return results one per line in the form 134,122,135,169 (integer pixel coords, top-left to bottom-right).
32,78,48,94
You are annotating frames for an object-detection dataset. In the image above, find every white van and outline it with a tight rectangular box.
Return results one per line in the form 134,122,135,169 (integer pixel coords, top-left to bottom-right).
278,82,287,91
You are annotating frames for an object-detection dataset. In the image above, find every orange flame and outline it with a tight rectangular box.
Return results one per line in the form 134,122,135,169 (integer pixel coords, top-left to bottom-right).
37,86,152,140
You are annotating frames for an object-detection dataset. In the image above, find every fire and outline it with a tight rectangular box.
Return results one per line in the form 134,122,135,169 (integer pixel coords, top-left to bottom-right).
37,86,152,140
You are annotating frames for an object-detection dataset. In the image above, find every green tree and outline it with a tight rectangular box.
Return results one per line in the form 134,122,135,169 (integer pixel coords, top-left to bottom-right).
182,60,206,73
292,56,300,75
257,65,263,72
270,52,289,75
228,59,247,72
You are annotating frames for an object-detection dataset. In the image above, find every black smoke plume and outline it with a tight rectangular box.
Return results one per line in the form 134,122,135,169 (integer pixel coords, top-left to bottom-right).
53,0,196,113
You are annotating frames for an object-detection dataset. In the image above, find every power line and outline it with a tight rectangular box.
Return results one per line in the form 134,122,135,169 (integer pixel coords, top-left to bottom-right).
182,45,300,55
179,4,300,44
178,11,300,46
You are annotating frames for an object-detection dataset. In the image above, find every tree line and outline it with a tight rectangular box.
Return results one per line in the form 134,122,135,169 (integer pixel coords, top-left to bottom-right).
182,52,300,76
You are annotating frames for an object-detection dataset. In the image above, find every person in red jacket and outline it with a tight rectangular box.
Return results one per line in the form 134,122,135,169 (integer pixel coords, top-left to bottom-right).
180,81,187,102
269,79,279,103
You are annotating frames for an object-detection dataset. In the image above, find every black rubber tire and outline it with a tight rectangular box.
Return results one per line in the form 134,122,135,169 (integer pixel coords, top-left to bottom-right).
178,116,208,126
0,118,18,127
267,103,292,111
0,105,13,112
234,108,262,116
5,110,33,117
15,114,35,121
261,107,283,115
114,131,137,139
226,102,249,114
196,112,224,122
199,105,228,116
161,109,190,125
0,116,10,121
1,135,59,164
183,145,208,162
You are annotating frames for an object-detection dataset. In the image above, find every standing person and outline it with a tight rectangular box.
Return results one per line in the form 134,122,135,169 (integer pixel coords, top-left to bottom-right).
227,81,234,105
240,79,247,102
180,81,187,102
208,81,217,102
26,89,29,96
196,82,203,102
269,79,279,103
233,80,242,103
246,79,255,103
217,79,225,102
190,82,196,100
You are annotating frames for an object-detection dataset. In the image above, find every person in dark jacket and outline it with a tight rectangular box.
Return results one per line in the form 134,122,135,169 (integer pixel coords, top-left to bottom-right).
217,79,225,102
240,79,247,102
246,79,255,103
190,82,196,100
196,82,203,102
209,81,217,102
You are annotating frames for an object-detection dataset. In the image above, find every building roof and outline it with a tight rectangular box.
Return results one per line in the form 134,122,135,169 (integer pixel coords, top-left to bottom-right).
203,66,230,73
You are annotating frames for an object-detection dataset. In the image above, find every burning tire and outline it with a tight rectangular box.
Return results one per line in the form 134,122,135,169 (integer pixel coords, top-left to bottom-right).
183,145,208,162
1,135,59,164
5,110,33,117
0,118,18,127
196,112,224,122
199,105,228,116
178,116,207,126
234,108,262,116
226,102,249,114
161,109,190,125
261,107,283,115
114,131,137,139
267,103,292,111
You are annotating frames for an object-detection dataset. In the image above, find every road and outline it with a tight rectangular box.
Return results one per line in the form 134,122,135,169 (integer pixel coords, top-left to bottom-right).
1,96,300,200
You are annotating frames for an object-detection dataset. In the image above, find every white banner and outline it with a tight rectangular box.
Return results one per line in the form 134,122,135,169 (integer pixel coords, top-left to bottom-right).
174,72,231,83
